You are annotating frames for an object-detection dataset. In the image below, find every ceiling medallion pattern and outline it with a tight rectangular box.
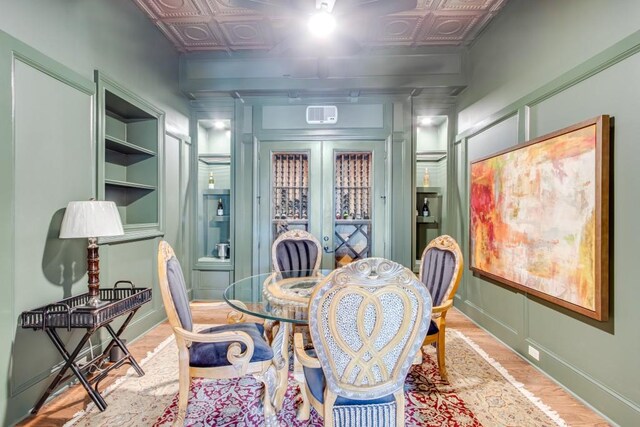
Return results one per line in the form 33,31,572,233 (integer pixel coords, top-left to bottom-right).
132,0,509,52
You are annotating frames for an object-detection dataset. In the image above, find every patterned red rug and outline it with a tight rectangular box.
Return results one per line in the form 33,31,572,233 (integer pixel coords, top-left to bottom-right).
154,361,481,426
66,329,566,427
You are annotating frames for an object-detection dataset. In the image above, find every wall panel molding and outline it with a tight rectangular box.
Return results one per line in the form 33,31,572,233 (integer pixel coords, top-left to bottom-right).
452,27,640,426
456,29,640,142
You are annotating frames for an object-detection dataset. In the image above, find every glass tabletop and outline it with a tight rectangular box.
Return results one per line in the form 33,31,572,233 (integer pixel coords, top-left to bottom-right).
223,270,333,325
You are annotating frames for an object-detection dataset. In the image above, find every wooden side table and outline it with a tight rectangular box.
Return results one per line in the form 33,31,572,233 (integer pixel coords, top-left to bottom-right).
20,281,152,414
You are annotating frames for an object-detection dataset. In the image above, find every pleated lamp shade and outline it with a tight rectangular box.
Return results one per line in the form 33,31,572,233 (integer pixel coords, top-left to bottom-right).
59,201,124,238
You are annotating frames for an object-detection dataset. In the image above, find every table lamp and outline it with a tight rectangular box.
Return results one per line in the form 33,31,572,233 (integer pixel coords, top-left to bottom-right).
59,200,124,307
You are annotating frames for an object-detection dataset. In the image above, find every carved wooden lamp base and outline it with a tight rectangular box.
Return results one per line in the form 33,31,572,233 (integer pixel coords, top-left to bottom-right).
85,237,108,308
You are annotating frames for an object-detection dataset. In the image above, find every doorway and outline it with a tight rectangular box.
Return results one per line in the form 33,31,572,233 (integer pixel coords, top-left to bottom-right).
258,140,387,272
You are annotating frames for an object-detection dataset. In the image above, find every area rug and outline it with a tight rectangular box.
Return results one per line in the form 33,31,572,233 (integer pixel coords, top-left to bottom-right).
65,328,567,426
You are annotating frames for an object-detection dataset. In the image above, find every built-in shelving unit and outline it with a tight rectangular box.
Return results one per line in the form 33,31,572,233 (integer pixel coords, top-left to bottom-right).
96,71,164,242
415,186,442,270
203,189,231,261
195,114,233,270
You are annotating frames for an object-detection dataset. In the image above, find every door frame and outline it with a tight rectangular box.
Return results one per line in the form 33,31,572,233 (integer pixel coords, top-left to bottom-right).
255,137,390,274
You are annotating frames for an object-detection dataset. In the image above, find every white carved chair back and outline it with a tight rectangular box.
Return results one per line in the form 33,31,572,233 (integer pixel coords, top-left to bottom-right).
308,257,432,400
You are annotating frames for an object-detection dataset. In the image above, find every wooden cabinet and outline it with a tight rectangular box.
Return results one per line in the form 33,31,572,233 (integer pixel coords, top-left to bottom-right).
96,71,164,241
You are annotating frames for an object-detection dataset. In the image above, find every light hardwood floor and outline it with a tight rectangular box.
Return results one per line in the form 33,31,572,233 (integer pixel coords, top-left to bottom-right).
17,305,610,426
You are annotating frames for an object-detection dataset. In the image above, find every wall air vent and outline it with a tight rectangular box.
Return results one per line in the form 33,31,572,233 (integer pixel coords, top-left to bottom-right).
306,105,338,124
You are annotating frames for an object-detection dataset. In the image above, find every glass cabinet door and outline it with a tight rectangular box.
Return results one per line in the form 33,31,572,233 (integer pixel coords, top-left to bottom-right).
197,119,232,265
271,153,309,238
258,140,386,272
333,152,373,268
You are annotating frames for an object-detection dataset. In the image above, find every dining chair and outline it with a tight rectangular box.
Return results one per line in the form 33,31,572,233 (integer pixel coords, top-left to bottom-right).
418,235,464,380
157,241,276,426
294,257,432,426
271,229,321,277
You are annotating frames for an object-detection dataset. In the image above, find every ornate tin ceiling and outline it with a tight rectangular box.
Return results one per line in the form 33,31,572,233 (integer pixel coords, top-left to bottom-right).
132,0,509,53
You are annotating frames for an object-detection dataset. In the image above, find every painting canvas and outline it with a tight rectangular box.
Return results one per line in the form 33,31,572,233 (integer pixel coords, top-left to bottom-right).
470,116,610,320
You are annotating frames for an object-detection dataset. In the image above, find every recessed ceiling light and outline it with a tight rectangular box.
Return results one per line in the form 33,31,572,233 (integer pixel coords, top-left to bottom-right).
420,117,433,126
308,9,336,39
214,120,225,129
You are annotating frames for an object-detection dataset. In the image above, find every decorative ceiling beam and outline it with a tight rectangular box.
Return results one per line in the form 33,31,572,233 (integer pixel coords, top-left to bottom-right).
180,49,467,97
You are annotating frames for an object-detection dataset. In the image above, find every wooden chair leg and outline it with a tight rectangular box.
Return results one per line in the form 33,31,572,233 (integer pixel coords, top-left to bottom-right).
296,383,311,420
175,357,191,426
323,393,337,427
293,351,311,420
255,371,277,426
394,390,405,427
437,330,447,380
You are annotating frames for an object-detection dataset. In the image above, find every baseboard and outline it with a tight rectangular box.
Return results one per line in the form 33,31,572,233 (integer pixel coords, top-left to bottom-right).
456,307,637,426
525,338,639,426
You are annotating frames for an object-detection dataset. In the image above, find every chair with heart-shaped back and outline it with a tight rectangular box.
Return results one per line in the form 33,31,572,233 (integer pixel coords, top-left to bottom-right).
294,257,432,426
272,229,321,277
418,235,464,381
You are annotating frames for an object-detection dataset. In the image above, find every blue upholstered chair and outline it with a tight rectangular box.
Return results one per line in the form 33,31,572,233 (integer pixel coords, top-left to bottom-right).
294,258,432,426
157,241,276,425
271,229,321,277
418,235,464,380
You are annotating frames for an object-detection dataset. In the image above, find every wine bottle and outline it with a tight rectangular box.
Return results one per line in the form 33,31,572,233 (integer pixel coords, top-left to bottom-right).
217,198,224,216
422,168,430,187
208,172,215,189
422,197,430,217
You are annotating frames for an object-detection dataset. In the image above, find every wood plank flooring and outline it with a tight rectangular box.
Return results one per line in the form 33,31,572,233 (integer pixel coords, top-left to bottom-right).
17,305,610,426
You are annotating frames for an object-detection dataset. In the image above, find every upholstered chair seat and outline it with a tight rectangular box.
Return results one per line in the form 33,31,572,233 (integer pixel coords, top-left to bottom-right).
158,241,276,426
189,323,273,368
302,364,396,406
419,235,464,381
294,258,432,427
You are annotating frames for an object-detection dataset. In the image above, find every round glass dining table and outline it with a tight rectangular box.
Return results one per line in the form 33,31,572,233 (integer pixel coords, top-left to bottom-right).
223,270,333,415
223,270,334,325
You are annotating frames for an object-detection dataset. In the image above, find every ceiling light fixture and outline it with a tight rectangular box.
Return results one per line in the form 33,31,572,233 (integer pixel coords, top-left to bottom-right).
213,120,226,129
420,117,433,126
308,3,336,39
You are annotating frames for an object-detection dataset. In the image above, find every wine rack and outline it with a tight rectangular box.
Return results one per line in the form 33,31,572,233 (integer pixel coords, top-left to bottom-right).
272,153,309,237
334,153,372,267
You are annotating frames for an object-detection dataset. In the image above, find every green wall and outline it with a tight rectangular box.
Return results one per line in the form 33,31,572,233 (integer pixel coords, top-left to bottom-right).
0,1,189,424
454,1,640,425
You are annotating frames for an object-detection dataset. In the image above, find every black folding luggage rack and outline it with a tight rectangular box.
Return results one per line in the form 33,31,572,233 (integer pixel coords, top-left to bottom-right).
21,281,152,414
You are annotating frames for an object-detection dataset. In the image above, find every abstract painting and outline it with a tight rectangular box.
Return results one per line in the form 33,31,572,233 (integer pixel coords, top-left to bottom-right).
470,116,610,320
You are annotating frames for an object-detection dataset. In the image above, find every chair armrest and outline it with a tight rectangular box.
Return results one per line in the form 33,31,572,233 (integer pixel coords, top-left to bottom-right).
294,333,321,369
172,326,254,367
432,299,454,316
